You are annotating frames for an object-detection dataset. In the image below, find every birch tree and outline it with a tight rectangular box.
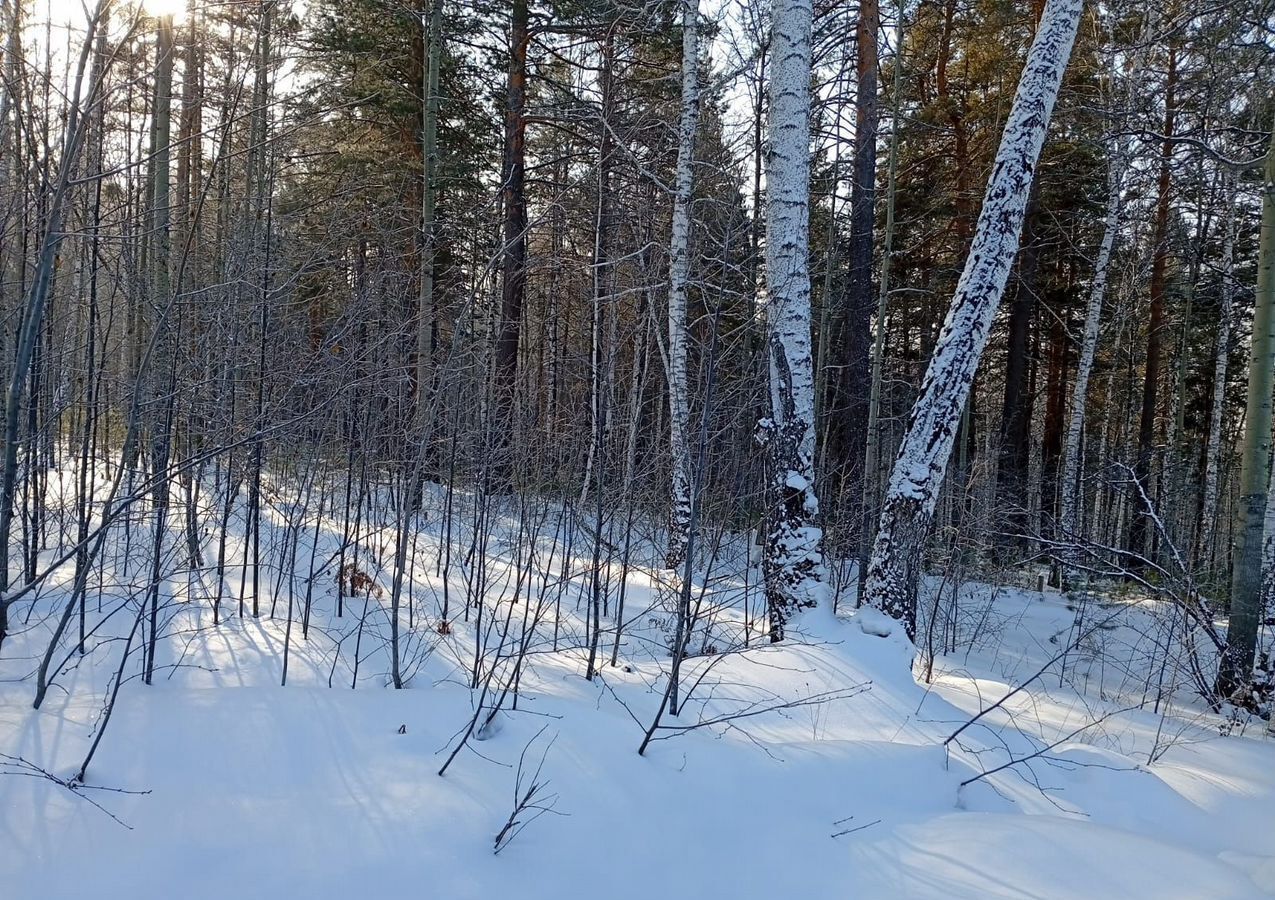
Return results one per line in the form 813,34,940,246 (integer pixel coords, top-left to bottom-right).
1057,17,1150,584
1057,144,1120,580
861,0,1083,639
1197,174,1236,569
1262,455,1275,618
1216,122,1275,699
857,0,903,598
761,0,826,641
664,0,699,570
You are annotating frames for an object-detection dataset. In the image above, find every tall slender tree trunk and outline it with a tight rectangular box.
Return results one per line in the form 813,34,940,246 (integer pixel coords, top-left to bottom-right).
996,0,1051,547
762,0,826,641
1215,122,1275,699
1129,45,1176,564
839,0,879,534
858,0,904,599
1041,294,1068,530
493,0,529,481
861,0,1083,639
583,28,616,679
1197,174,1235,569
664,0,699,570
143,10,175,685
0,2,104,649
937,0,973,250
175,2,200,293
1059,135,1124,579
998,185,1040,543
416,0,443,439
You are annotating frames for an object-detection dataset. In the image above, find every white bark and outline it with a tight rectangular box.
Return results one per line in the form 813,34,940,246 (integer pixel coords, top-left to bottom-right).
762,0,826,639
1058,137,1122,570
1056,9,1158,582
862,0,1083,639
665,0,699,570
1198,175,1235,566
1217,122,1275,696
1262,452,1275,616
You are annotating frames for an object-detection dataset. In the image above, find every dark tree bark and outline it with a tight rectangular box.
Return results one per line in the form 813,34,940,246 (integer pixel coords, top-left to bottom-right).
835,0,879,531
493,0,529,477
997,188,1040,542
1129,45,1176,565
1041,295,1068,536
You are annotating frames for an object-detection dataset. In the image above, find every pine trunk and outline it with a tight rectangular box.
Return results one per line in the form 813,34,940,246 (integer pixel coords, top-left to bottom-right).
832,0,878,520
416,0,443,438
493,0,529,474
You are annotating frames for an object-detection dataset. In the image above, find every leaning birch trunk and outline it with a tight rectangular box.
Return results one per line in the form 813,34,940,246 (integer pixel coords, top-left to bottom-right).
761,0,826,641
1057,133,1123,585
1216,122,1275,700
861,0,1082,640
1197,174,1236,570
664,0,699,570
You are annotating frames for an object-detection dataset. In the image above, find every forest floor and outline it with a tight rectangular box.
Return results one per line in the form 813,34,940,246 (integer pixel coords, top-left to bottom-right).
1,485,1273,898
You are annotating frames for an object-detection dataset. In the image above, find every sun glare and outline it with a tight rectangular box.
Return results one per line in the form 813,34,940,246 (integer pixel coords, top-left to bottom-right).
141,0,188,23
35,0,190,26
37,0,85,25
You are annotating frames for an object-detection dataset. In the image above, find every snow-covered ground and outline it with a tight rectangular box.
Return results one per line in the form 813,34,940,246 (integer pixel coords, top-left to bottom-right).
2,484,1272,899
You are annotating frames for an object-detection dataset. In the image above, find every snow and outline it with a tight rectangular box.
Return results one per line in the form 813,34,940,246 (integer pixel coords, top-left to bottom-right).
855,605,899,638
2,486,1274,899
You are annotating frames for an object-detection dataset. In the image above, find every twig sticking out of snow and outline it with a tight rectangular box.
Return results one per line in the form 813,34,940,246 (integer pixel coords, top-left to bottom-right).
0,752,150,829
831,816,882,839
493,726,565,854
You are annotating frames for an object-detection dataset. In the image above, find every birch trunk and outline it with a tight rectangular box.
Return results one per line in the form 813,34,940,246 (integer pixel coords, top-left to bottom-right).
1262,454,1275,620
1197,174,1235,569
1216,123,1275,699
664,0,699,570
861,0,1082,639
762,0,826,641
1058,133,1124,581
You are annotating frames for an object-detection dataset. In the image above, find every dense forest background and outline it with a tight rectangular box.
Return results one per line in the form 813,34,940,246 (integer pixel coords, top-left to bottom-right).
0,0,1272,706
